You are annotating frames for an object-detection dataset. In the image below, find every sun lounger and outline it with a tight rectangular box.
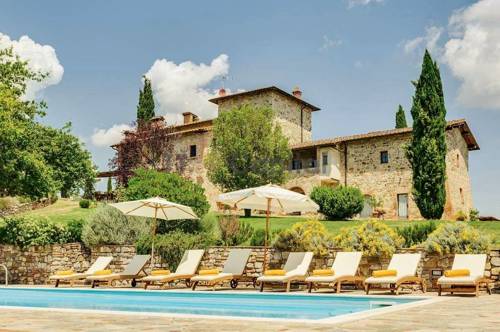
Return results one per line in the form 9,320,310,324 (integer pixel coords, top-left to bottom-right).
437,254,491,296
191,248,252,290
48,256,113,287
257,252,313,292
87,255,150,288
305,251,364,293
364,253,426,295
140,249,204,289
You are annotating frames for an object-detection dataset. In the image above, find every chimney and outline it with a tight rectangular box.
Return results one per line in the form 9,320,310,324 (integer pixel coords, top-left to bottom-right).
292,86,302,99
182,112,199,124
218,87,227,97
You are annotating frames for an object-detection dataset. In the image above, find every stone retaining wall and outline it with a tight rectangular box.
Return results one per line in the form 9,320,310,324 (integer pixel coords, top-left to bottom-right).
0,198,53,218
0,243,137,285
1,243,498,291
202,246,500,291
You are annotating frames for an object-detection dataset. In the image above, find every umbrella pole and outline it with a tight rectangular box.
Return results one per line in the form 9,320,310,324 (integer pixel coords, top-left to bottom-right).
151,209,157,269
263,198,271,272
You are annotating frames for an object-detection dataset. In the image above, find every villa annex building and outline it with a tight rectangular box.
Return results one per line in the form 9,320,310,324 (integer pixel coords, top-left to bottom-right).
109,86,479,220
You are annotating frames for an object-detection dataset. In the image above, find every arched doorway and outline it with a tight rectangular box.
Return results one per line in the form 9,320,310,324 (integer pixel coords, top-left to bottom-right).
289,187,306,195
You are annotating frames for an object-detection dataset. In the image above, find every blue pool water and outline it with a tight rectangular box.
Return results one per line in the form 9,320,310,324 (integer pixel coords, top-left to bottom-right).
0,288,422,320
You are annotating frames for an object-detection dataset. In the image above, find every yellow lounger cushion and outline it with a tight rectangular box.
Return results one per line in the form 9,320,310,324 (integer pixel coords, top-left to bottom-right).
312,269,334,276
372,269,397,278
198,269,219,275
264,269,286,276
93,269,112,276
444,269,470,277
55,270,74,276
151,269,171,276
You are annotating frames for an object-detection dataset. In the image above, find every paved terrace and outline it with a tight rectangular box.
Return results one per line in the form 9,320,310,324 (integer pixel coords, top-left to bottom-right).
0,289,498,332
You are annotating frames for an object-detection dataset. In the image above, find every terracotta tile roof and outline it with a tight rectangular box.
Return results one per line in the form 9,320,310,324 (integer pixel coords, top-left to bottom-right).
291,119,480,151
209,86,321,111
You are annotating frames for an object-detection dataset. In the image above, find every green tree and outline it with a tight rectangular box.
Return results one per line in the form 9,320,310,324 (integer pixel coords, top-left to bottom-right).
107,177,113,193
205,106,291,191
395,104,408,128
0,48,55,198
124,168,210,231
136,77,155,123
406,50,447,219
34,123,96,197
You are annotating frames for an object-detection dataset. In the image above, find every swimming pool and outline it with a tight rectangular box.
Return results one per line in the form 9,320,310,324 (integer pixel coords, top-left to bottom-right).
0,288,427,321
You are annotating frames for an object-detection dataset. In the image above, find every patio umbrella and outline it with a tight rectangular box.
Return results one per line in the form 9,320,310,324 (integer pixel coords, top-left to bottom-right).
216,184,319,270
109,197,198,267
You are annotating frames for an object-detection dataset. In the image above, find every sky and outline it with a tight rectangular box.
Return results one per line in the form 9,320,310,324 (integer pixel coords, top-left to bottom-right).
1,0,499,216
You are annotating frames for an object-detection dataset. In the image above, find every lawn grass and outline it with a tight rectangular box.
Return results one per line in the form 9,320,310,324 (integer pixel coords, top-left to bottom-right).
241,215,500,245
12,199,500,246
19,198,97,224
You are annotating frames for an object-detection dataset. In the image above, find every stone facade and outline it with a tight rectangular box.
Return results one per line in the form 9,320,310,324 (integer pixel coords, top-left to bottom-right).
107,86,477,220
216,89,314,145
287,127,476,220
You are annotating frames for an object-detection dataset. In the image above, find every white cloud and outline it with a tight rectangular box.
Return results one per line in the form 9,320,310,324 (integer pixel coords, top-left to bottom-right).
0,33,64,99
319,35,342,51
347,0,383,8
145,54,230,123
91,124,133,147
442,0,500,109
403,26,443,55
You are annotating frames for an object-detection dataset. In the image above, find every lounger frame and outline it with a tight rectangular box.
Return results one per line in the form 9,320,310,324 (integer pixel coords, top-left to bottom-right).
307,275,365,293
143,274,194,290
191,274,257,290
365,276,426,295
438,277,492,297
259,275,307,292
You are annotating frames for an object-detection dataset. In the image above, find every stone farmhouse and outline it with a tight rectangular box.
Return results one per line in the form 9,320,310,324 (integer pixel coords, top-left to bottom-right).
109,86,479,220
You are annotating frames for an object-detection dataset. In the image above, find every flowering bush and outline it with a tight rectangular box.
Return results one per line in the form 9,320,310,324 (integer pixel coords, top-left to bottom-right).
424,222,490,254
273,220,333,256
0,216,72,247
333,220,404,256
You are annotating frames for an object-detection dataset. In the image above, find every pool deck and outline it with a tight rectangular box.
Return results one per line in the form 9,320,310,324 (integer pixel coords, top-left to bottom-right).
0,287,498,331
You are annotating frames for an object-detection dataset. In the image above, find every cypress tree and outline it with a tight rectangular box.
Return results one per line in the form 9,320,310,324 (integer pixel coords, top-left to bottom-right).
406,50,447,219
136,77,155,123
395,104,408,128
107,177,113,193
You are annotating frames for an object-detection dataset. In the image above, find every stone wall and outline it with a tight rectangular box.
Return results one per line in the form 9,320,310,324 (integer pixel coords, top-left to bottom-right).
200,246,500,291
0,243,137,285
217,90,313,145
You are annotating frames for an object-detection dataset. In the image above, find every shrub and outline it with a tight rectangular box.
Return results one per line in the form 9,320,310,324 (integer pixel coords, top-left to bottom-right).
136,231,215,270
66,218,85,242
423,222,491,254
455,210,467,221
79,199,90,209
217,214,254,246
273,220,333,257
81,205,149,247
397,221,437,247
124,168,210,218
0,197,20,210
333,220,404,257
310,186,364,220
0,216,71,247
469,209,480,222
249,228,282,246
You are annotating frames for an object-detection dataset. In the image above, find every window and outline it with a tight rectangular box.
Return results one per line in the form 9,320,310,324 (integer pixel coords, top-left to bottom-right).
460,188,464,204
380,151,389,164
292,160,302,170
456,153,460,167
322,152,328,165
189,145,197,157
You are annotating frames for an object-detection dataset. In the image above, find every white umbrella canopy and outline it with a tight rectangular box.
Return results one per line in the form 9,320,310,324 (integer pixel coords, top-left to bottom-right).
109,197,198,267
217,184,319,213
109,197,198,220
217,184,319,270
